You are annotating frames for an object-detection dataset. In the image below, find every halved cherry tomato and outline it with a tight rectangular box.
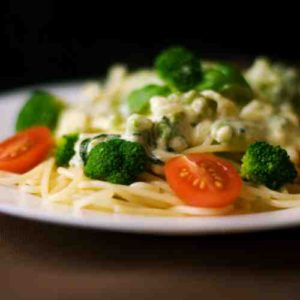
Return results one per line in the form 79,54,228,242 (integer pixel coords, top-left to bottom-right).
165,153,242,208
0,127,54,173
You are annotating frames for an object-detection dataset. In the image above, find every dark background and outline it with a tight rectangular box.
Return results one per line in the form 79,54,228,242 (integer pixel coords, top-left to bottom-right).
0,1,299,91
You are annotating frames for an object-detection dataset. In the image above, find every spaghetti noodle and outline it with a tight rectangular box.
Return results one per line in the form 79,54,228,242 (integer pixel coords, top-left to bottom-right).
1,142,300,216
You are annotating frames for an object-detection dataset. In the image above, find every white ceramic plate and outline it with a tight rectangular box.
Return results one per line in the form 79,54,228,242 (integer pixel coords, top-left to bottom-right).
1,83,300,235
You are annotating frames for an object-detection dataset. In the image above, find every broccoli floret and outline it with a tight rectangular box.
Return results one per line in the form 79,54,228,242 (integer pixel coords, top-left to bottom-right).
198,63,253,105
155,47,202,92
241,141,297,190
55,134,79,166
16,90,65,131
79,134,120,164
84,139,148,185
127,84,171,114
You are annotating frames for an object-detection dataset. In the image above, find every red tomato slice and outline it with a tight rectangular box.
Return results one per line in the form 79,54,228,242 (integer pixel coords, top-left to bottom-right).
0,127,54,174
165,153,242,208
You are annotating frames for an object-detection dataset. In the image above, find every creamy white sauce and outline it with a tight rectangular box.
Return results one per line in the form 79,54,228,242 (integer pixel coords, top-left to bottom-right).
61,60,300,167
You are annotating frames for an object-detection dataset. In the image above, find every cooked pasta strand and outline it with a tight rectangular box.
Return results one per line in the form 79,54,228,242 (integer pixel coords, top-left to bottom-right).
3,150,300,216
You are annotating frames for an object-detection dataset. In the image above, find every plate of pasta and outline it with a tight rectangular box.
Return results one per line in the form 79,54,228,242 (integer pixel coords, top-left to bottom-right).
1,47,300,235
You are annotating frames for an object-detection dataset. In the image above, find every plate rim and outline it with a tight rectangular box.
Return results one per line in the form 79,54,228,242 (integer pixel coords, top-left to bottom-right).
1,184,300,235
1,82,300,235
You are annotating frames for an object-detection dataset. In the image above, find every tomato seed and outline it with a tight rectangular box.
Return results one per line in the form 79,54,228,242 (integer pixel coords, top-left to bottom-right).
179,171,188,178
192,178,200,186
214,181,223,189
199,181,206,190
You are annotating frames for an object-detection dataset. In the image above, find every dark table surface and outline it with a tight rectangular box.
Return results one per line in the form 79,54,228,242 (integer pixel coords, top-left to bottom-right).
1,212,300,300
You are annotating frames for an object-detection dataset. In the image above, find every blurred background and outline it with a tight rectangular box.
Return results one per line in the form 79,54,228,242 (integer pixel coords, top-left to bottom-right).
0,1,299,91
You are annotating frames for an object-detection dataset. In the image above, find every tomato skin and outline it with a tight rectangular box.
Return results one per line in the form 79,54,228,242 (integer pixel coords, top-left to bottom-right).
0,127,54,174
165,154,242,208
